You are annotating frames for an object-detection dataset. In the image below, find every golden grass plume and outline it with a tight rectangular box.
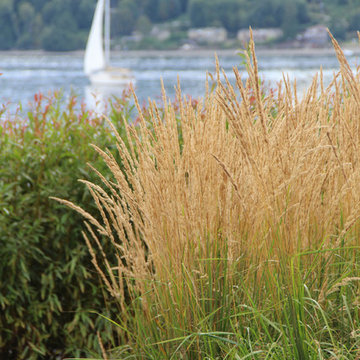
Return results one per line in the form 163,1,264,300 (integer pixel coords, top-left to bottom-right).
53,31,360,309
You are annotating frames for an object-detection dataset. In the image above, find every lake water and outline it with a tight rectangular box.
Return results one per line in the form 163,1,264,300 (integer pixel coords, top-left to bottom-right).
0,49,358,113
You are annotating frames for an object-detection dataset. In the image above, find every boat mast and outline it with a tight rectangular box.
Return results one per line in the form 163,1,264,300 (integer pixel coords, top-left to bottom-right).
104,0,110,66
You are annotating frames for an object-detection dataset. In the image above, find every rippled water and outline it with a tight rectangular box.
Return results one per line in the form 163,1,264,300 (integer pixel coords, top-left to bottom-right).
0,49,358,112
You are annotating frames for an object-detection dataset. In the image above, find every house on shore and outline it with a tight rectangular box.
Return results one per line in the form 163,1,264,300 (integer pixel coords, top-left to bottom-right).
296,25,329,47
237,28,283,44
188,27,227,45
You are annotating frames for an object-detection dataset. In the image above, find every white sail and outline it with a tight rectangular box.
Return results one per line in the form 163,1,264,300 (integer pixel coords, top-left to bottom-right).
84,0,106,76
84,0,134,86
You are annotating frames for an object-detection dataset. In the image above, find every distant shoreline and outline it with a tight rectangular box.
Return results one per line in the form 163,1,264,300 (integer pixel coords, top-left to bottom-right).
0,45,358,58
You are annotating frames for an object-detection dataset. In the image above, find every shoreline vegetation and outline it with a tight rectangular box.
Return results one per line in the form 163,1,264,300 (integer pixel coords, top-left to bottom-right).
2,32,360,358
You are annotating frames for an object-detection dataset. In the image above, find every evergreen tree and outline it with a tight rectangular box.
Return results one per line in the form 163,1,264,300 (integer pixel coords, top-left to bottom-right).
113,0,137,35
179,0,189,12
145,0,159,22
0,0,17,50
16,1,37,48
189,0,214,28
28,0,47,11
157,0,182,21
215,0,243,33
281,0,299,38
41,0,82,50
77,0,96,30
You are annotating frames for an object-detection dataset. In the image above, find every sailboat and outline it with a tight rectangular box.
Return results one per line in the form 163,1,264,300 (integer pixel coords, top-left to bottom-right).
84,0,134,86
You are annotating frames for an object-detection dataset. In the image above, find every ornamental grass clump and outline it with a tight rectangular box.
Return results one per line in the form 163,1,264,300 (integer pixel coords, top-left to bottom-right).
56,32,360,358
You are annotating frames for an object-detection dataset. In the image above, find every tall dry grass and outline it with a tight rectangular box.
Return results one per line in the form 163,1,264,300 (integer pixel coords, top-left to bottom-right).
54,31,360,357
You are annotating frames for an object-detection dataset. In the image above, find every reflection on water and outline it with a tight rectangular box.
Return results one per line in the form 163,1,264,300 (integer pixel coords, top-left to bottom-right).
85,84,130,113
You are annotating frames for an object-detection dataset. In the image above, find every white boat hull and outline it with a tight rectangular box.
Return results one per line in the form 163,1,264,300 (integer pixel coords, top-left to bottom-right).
89,67,135,86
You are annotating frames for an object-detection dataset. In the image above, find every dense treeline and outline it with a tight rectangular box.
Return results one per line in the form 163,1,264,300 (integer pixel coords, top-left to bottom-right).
0,0,359,51
0,0,95,50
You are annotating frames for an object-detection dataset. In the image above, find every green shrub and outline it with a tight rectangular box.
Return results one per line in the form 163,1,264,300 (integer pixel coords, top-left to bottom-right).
0,90,134,359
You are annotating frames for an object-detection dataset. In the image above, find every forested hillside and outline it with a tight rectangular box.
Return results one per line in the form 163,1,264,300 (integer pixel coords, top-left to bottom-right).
0,0,359,51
